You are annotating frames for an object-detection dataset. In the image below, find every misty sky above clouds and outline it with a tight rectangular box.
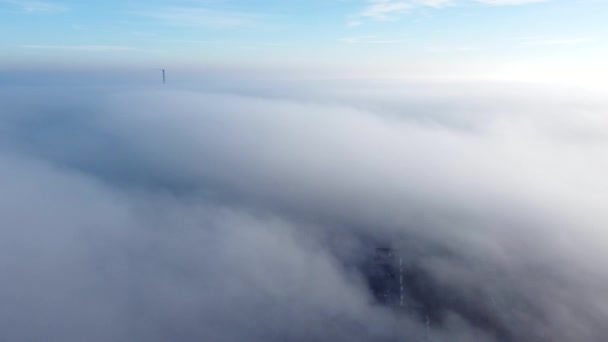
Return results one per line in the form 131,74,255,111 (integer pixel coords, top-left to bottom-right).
1,0,608,85
1,76,608,341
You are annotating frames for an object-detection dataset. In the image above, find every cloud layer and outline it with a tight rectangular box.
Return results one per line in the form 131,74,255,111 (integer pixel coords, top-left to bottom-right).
0,77,607,341
0,0,68,13
354,0,551,22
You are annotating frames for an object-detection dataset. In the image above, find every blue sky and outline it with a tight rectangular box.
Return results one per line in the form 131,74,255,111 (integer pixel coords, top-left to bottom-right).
1,0,607,83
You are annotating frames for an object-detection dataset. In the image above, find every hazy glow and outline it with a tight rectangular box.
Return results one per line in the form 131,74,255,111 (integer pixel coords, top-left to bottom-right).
0,0,607,85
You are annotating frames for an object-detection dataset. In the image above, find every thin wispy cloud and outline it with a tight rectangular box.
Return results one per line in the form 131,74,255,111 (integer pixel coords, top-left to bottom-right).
352,0,552,24
474,0,550,5
355,0,450,22
425,45,482,52
0,0,67,13
339,35,408,44
132,6,261,29
515,36,593,46
347,19,363,27
22,44,136,51
360,1,412,21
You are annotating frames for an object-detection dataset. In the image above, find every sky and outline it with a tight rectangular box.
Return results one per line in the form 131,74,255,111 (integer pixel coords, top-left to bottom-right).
1,0,607,84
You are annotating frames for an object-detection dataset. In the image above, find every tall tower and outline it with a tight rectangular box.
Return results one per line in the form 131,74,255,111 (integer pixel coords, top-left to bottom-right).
369,247,401,305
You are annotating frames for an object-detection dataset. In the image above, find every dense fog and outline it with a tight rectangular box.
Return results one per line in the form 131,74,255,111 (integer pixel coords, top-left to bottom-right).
1,76,607,341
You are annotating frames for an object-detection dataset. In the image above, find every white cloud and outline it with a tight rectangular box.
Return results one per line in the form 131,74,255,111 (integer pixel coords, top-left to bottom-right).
351,0,552,24
132,6,261,29
474,0,550,5
22,45,136,51
360,1,412,20
516,37,594,46
357,0,451,21
339,35,408,44
347,19,363,27
0,0,67,13
425,45,482,52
